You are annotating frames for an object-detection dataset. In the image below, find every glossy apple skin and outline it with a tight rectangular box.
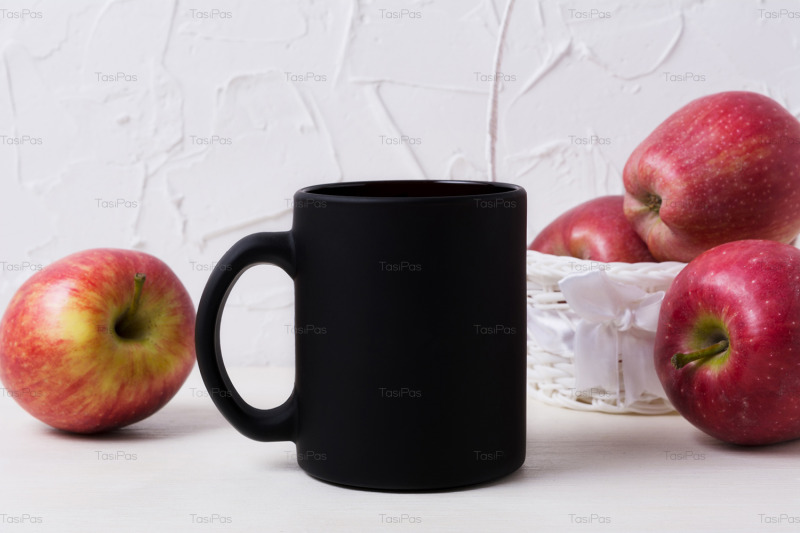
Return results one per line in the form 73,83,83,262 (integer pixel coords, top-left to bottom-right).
0,249,196,434
655,240,800,445
624,91,800,262
529,195,656,262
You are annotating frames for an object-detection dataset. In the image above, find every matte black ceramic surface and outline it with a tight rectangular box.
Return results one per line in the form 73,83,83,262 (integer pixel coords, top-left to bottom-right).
195,180,527,490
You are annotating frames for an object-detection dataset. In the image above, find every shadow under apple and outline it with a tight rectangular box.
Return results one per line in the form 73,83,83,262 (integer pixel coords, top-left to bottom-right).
690,431,800,456
41,403,231,442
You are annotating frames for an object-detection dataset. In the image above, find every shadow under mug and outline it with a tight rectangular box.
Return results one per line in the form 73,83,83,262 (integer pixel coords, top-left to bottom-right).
195,180,527,490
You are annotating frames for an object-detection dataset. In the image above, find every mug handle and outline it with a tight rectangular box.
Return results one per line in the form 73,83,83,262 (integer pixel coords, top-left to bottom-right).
195,231,297,442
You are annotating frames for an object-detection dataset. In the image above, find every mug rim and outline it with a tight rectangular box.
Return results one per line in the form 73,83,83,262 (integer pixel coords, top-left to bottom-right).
296,180,523,201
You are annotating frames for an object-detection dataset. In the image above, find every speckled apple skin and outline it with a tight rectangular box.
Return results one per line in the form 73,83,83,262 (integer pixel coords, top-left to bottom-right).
0,249,196,434
624,91,800,262
529,195,656,262
655,240,800,445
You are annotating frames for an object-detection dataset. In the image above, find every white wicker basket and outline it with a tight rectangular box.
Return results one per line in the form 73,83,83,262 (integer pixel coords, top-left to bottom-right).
526,250,686,414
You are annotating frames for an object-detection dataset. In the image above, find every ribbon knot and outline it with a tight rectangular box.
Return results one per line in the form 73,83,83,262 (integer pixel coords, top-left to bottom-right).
528,269,669,406
613,308,634,332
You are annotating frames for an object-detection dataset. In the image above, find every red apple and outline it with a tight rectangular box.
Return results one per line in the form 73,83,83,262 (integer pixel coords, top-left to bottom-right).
529,195,656,262
624,91,800,262
655,239,800,445
0,249,196,433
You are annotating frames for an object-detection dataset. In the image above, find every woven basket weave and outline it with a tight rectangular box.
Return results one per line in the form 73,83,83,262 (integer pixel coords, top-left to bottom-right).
526,250,686,414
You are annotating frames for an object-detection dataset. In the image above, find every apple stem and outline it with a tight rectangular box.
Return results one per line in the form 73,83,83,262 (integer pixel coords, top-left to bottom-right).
671,339,729,369
119,273,146,328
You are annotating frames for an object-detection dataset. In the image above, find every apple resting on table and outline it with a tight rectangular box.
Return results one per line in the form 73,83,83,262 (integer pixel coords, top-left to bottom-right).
529,195,656,263
655,240,800,446
0,249,196,434
624,91,800,262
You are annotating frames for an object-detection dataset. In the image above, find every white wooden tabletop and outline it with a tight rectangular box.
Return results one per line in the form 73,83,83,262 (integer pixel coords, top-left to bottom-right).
2,366,799,533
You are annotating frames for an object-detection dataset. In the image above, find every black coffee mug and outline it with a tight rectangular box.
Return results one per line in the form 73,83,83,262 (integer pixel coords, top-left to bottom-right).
195,180,527,490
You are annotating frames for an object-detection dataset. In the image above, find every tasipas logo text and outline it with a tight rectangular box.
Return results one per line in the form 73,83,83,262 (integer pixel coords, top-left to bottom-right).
759,9,800,19
0,135,42,145
664,450,706,460
0,9,43,19
189,261,232,272
759,135,800,146
379,9,422,19
473,198,516,208
571,387,613,399
95,198,138,208
0,261,43,272
379,135,421,145
1,387,44,398
379,514,422,524
285,324,327,335
190,514,232,524
288,450,327,461
285,71,327,82
663,71,705,82
379,387,422,398
473,324,516,335
189,387,233,398
569,513,612,524
287,198,327,208
569,8,611,19
474,450,504,460
474,72,516,82
0,514,43,524
95,450,137,461
570,261,611,272
759,514,800,524
189,9,232,19
569,135,611,145
95,71,137,82
379,261,422,272
189,135,232,145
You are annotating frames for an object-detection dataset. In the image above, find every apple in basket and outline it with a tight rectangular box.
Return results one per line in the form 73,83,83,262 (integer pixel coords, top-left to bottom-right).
0,249,196,433
623,91,800,262
529,195,656,263
654,240,800,445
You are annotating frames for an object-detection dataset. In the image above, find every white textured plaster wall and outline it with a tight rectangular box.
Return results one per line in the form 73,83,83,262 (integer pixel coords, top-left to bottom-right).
1,0,799,364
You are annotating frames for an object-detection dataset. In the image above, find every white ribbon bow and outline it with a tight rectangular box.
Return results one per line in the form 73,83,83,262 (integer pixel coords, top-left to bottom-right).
558,270,667,406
